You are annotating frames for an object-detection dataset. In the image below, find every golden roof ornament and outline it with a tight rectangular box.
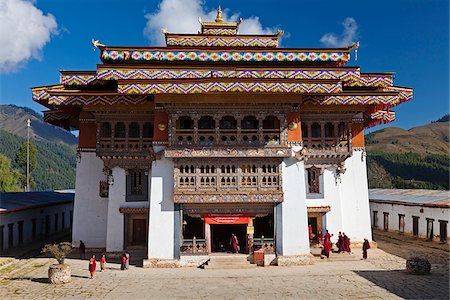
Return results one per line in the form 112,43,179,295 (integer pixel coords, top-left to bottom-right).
215,6,223,23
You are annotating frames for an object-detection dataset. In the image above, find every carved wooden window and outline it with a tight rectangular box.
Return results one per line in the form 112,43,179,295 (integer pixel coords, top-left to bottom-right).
263,116,280,144
101,122,111,138
179,165,196,187
241,164,257,187
241,116,258,144
143,122,153,138
307,167,320,194
198,116,215,144
114,122,126,138
177,116,194,130
324,122,334,138
126,169,148,202
129,122,140,138
302,124,308,138
198,116,215,129
262,164,278,186
311,123,321,138
99,180,109,198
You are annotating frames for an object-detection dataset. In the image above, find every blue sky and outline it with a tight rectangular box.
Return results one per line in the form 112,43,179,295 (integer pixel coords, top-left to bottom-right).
1,0,448,131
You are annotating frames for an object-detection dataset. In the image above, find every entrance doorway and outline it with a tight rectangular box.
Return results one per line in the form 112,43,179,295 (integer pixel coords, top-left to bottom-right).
211,224,247,253
132,219,147,245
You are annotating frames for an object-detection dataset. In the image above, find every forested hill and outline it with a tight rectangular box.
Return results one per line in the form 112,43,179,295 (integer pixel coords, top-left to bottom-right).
0,105,77,191
0,105,77,146
365,115,449,190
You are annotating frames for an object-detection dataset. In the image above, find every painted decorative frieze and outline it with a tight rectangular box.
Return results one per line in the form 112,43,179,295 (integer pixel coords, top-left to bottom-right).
173,192,283,203
165,147,290,158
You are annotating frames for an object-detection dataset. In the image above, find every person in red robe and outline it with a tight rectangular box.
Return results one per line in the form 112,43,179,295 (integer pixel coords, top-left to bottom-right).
325,230,332,241
121,253,127,270
362,238,370,259
321,238,331,259
337,232,344,253
317,232,323,246
88,255,96,279
229,233,239,253
343,233,350,253
100,254,106,272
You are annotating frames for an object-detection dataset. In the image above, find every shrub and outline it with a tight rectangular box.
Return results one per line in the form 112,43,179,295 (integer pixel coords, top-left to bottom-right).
41,242,73,265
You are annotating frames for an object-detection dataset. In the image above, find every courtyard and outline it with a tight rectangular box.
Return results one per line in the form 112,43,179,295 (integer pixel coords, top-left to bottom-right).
0,230,448,299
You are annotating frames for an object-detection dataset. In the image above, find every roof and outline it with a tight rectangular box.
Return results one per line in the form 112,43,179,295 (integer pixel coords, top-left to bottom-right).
0,191,74,213
369,188,450,208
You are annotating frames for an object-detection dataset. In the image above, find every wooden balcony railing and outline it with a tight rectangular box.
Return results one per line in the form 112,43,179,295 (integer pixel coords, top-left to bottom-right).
181,237,208,254
98,137,153,156
250,236,275,253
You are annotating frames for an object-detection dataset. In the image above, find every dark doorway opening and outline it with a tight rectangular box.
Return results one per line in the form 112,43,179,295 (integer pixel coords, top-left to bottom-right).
308,217,318,241
211,224,246,253
132,219,147,245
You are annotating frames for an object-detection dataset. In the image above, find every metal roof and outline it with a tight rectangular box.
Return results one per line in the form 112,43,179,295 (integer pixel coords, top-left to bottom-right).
0,191,74,213
369,188,450,208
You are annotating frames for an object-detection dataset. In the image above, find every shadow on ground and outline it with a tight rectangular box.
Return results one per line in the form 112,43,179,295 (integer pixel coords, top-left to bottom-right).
354,270,449,299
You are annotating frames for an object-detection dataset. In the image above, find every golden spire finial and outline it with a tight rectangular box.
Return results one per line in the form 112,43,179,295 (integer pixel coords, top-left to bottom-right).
215,5,223,22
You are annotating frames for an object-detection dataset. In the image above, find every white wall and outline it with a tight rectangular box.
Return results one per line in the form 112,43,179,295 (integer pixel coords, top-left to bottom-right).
147,150,176,259
338,150,372,242
305,168,343,244
72,152,108,248
277,157,310,255
0,202,72,252
369,202,449,240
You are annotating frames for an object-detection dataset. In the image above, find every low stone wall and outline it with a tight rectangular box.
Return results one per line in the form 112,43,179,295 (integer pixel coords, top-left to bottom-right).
276,254,314,266
143,258,180,268
179,255,209,267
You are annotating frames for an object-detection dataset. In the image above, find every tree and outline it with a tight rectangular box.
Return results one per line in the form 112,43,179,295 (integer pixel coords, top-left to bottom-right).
15,141,37,190
41,242,74,265
0,154,21,192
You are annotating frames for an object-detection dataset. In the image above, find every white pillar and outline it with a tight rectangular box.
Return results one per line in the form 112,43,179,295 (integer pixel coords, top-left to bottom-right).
338,150,372,242
278,157,310,255
106,167,126,252
147,153,175,259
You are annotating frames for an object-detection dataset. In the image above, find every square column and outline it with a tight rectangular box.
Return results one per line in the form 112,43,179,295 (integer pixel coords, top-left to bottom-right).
145,152,177,265
106,167,126,252
276,155,312,266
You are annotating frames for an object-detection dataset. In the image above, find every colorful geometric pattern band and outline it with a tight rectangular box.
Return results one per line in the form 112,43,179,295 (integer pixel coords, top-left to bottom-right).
44,110,72,122
366,110,396,128
344,74,394,87
96,69,359,81
166,36,278,48
101,50,350,63
61,74,96,85
118,82,342,94
48,95,148,106
202,28,237,35
32,85,63,101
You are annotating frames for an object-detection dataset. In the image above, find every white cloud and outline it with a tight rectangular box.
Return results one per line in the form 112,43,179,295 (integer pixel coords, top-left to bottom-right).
144,0,278,45
0,0,57,73
320,17,358,48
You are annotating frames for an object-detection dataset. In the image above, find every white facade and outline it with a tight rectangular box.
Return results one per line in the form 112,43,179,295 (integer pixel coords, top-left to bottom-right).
305,150,372,244
72,152,108,248
0,192,73,253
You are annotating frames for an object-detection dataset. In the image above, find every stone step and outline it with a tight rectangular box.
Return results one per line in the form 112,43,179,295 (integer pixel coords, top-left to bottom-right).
204,255,256,269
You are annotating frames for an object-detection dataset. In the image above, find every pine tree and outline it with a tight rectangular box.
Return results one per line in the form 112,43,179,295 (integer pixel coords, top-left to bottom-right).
15,141,37,190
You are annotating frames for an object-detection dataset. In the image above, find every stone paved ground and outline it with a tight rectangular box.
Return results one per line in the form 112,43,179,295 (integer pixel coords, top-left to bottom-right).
0,232,448,300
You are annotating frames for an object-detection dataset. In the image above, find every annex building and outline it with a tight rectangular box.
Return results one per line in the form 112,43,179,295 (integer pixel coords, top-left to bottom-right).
32,8,412,266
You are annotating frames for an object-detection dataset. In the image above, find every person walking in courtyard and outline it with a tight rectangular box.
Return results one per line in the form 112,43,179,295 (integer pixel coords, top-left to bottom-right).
362,238,370,259
230,233,239,253
321,237,331,259
337,232,344,253
121,253,127,270
88,254,96,279
125,251,130,269
100,254,106,271
343,233,350,253
79,240,86,259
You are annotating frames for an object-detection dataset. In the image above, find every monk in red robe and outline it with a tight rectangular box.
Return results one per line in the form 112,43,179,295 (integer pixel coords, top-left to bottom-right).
321,238,331,259
89,255,96,279
362,238,370,259
230,233,239,253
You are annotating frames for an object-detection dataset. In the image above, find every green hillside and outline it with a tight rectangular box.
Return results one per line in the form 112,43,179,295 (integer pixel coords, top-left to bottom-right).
0,130,76,191
365,116,449,190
